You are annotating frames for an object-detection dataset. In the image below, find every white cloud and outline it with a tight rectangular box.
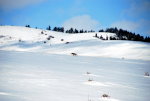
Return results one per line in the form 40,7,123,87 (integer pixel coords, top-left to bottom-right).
124,0,150,17
63,15,100,31
0,0,47,10
120,0,150,36
111,20,150,36
111,20,140,32
138,19,150,36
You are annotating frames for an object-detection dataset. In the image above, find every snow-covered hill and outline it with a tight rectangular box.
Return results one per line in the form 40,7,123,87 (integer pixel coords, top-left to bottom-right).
0,26,150,101
0,25,150,60
0,51,150,101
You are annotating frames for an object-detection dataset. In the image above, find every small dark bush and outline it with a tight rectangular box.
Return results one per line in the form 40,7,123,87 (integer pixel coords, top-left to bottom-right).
145,72,149,76
47,37,50,40
102,94,110,97
86,72,91,75
41,31,44,34
19,39,22,42
50,36,54,38
0,35,5,38
65,42,70,44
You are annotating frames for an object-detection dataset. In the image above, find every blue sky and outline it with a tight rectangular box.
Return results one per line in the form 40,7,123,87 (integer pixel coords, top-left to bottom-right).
0,0,150,36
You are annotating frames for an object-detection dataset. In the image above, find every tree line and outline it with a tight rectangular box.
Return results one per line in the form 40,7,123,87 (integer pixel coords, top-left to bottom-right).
99,27,150,42
25,25,150,42
45,25,95,33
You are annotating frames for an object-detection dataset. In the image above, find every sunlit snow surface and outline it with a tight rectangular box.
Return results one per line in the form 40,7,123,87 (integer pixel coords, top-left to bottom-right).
0,26,150,101
0,51,150,101
1,26,150,60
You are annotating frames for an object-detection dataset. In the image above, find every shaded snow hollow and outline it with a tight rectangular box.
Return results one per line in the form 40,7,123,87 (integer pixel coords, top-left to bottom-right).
0,25,150,60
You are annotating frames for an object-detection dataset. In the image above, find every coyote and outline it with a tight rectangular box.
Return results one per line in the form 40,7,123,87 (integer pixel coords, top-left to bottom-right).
102,94,110,98
71,53,77,56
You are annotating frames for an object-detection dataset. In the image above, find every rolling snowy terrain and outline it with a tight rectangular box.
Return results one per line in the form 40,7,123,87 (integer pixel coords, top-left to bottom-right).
0,26,150,60
0,26,150,101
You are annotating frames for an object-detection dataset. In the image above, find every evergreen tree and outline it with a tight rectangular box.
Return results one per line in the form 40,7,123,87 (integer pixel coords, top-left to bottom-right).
69,28,74,33
46,26,51,30
66,30,69,33
99,29,104,32
144,37,150,42
25,25,30,28
79,29,83,33
74,29,79,33
53,27,58,31
61,27,64,32
84,30,87,33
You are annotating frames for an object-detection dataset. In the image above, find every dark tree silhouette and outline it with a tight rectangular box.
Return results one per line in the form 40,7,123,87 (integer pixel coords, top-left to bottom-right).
99,29,104,32
46,26,51,30
25,25,30,28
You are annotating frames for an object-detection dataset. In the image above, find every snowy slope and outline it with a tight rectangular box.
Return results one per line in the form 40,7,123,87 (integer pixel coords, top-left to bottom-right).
0,26,150,101
0,25,150,60
0,51,150,101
